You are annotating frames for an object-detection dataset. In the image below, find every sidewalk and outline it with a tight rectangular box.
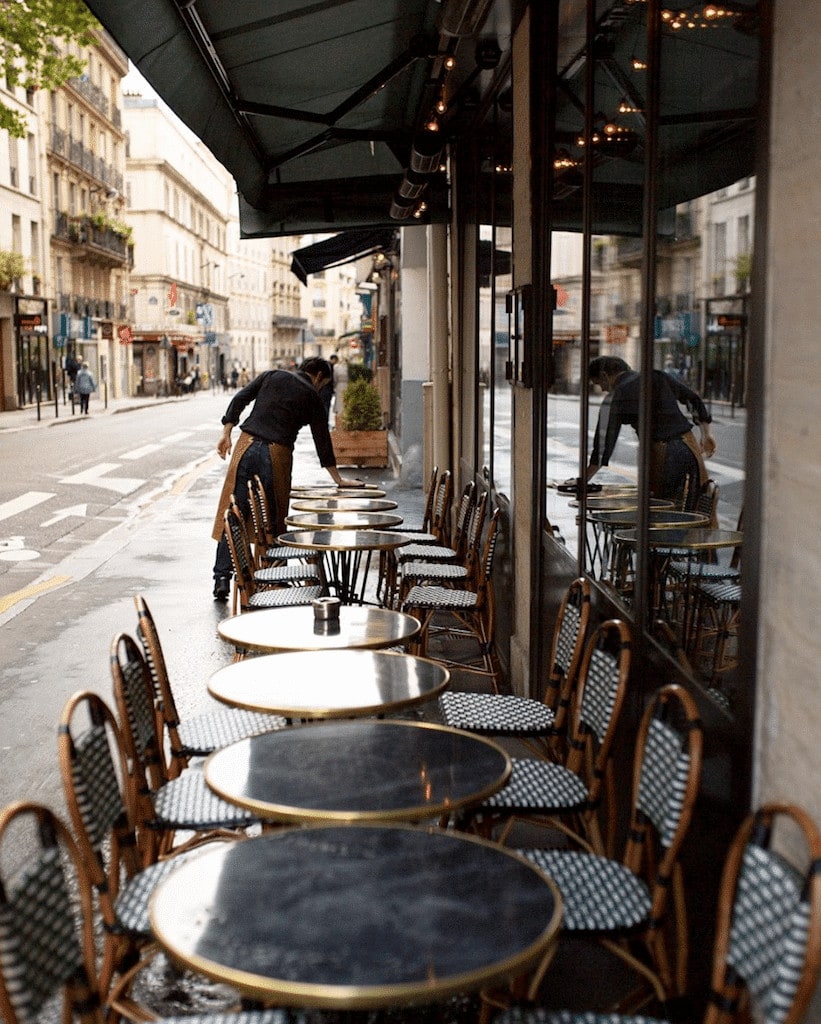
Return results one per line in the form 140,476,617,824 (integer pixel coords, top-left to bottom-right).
0,391,188,433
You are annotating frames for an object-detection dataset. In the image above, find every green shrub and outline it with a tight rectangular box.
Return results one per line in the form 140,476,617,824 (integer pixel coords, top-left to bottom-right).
341,378,382,430
347,363,373,385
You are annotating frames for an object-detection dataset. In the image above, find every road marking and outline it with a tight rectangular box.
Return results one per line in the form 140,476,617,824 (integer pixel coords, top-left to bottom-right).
40,503,88,528
59,463,145,494
121,443,163,460
0,575,71,614
0,491,55,523
161,431,193,443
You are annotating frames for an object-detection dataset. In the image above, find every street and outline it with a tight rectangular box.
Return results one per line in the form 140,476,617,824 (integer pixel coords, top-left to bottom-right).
0,392,385,859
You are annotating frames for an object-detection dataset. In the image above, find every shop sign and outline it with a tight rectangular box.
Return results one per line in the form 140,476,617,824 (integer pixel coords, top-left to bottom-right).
15,313,42,330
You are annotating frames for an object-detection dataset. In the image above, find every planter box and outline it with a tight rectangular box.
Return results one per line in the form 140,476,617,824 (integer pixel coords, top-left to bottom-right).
332,428,389,468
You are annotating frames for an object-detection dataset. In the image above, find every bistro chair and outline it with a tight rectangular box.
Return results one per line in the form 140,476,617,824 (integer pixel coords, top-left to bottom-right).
403,506,504,692
394,480,478,576
247,473,319,567
466,618,631,858
0,800,101,1024
376,467,453,604
397,489,490,604
492,802,821,1024
110,633,261,862
134,594,283,778
0,799,296,1024
223,504,324,614
493,684,703,1014
437,578,592,761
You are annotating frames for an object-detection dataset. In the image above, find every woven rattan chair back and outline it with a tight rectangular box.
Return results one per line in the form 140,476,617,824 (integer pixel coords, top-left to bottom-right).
563,618,631,853
0,801,103,1024
224,502,258,611
705,803,821,1024
419,464,438,532
134,593,186,778
429,469,454,544
450,481,477,559
619,683,703,994
541,577,592,748
58,690,146,996
247,474,272,566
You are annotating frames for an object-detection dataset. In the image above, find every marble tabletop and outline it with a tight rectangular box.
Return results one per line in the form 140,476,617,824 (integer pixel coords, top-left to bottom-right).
204,718,511,823
217,605,421,653
285,511,404,531
208,648,450,719
290,497,399,512
149,823,562,1009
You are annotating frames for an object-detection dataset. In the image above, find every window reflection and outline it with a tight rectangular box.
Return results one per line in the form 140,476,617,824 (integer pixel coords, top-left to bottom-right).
541,0,758,709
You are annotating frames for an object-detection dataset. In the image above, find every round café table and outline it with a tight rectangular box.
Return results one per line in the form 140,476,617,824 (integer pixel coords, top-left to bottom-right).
590,508,711,584
149,823,562,1010
217,604,421,655
204,718,511,823
290,496,398,512
615,526,743,632
290,486,387,499
208,648,449,720
285,510,404,531
278,528,413,604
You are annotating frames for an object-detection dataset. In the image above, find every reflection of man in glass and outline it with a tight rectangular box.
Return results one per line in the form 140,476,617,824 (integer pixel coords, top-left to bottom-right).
585,356,716,507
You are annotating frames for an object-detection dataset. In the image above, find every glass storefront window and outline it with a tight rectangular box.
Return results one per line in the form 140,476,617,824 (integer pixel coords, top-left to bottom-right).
541,0,759,711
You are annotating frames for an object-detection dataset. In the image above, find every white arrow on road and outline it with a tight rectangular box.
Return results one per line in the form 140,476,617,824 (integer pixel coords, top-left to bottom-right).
59,463,145,495
40,503,88,528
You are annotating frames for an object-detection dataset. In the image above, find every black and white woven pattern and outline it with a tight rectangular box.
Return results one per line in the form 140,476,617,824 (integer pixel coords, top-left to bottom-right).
402,561,468,585
438,691,555,736
150,768,259,832
669,560,740,583
253,563,321,586
72,723,128,849
265,544,316,562
696,580,742,606
403,584,478,612
248,585,324,608
398,542,457,564
727,843,812,1023
0,847,82,1020
578,648,620,744
176,707,285,757
636,717,691,849
158,1013,296,1024
522,848,652,931
119,654,156,766
481,756,588,812
554,602,582,676
112,851,192,936
496,1009,666,1024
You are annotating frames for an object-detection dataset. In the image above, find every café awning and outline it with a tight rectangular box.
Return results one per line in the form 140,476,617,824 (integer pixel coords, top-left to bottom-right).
289,229,398,286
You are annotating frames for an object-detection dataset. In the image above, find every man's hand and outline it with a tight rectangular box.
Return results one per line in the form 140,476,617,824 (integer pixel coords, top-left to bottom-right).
217,424,233,460
337,477,365,488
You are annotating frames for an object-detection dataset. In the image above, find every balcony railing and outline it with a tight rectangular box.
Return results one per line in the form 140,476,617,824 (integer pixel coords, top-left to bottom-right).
67,76,110,120
48,126,123,193
53,212,129,263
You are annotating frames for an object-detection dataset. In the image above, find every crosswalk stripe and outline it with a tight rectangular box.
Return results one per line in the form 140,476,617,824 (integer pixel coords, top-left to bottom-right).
0,491,55,523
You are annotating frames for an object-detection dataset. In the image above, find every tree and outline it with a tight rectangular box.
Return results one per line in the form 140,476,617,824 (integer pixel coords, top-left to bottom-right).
0,0,98,137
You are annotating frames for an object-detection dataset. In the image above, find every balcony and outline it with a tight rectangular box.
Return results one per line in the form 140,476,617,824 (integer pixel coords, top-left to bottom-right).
48,126,123,193
53,212,129,266
67,75,110,120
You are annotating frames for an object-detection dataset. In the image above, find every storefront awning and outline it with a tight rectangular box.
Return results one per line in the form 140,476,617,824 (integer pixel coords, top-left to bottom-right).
81,0,492,236
290,230,398,286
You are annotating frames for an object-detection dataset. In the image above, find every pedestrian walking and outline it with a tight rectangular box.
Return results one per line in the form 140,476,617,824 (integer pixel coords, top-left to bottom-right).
74,362,97,415
210,357,364,601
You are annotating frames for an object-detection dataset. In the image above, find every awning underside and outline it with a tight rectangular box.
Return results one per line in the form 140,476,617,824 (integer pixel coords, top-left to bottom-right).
289,229,398,285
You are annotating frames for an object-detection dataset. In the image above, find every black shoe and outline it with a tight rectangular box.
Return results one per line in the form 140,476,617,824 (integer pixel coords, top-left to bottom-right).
213,576,230,601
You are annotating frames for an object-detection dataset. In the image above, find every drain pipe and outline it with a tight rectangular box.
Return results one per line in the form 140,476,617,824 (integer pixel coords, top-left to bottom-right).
427,222,451,474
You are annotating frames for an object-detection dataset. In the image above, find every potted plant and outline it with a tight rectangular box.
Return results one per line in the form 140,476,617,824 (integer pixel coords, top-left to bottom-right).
0,250,26,290
332,376,389,467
